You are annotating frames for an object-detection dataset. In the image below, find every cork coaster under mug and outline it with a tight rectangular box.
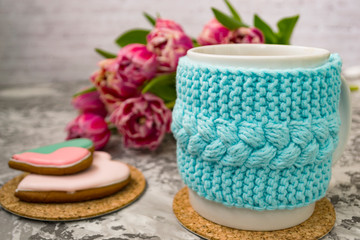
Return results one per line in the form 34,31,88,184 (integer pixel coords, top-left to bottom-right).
173,187,336,240
0,165,146,221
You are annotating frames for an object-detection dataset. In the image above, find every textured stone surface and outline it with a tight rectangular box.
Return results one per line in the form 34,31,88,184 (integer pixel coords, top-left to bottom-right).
0,80,193,239
0,1,360,238
0,81,360,239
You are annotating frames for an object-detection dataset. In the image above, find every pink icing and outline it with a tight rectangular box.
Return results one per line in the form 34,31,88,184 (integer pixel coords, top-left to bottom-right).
12,147,90,166
16,151,130,192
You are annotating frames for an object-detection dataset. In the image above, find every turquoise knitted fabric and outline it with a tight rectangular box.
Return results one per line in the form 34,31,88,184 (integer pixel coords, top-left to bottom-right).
172,54,342,210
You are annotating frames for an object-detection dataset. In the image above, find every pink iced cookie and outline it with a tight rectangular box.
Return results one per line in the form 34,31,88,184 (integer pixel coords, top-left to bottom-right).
9,147,92,175
15,151,131,203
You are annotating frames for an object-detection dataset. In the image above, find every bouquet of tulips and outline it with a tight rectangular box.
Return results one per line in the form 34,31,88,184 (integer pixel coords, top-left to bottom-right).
66,0,299,150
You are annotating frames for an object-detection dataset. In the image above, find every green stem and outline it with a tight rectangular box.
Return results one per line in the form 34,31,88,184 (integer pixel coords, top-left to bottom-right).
73,86,97,98
165,101,176,109
350,85,359,91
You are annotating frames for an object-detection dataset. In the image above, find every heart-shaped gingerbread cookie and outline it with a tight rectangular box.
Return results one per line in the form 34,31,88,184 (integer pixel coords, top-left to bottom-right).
15,151,131,203
9,139,94,175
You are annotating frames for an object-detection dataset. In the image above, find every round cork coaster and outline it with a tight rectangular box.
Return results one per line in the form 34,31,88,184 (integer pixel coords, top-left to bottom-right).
173,187,336,240
0,165,146,221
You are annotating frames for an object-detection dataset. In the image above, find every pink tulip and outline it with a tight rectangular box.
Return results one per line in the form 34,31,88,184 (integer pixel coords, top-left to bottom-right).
147,18,193,73
197,19,231,45
90,60,135,113
72,88,108,117
229,27,264,43
110,93,172,150
155,18,184,32
91,59,125,113
66,113,111,150
112,43,158,86
91,45,158,113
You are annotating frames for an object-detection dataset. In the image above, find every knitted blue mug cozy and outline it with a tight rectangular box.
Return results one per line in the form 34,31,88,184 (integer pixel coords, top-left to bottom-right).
171,54,342,210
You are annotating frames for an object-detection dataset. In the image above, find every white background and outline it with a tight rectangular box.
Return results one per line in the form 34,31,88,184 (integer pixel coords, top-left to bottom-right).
1,0,359,84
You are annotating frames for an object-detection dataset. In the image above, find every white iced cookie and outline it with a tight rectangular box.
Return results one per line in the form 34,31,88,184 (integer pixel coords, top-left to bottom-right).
15,151,131,203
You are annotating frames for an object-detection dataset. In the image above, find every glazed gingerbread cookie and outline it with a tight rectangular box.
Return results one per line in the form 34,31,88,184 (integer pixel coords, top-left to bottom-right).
15,151,131,203
9,139,94,175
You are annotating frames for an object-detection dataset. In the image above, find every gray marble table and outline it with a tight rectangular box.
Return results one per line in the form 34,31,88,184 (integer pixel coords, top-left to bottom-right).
0,80,359,240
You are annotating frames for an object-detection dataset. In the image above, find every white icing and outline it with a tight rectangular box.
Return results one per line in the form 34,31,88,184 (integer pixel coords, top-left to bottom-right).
16,151,130,192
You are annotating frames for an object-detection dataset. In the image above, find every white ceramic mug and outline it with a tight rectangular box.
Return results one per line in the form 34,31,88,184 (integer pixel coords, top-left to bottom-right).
184,44,351,231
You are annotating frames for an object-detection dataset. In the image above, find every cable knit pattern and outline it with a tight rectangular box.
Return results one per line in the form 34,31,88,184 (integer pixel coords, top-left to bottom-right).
172,54,342,210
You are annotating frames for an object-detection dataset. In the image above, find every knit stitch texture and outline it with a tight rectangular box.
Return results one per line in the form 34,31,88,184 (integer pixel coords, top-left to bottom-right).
172,54,342,210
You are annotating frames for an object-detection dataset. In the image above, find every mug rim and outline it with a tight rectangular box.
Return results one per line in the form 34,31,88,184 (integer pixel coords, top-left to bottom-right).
187,44,331,69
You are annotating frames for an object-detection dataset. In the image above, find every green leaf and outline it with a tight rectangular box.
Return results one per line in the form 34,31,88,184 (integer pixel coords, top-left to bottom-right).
276,15,299,45
95,48,117,59
212,8,248,30
143,12,156,26
115,29,150,47
165,100,176,109
73,86,97,98
224,0,241,22
254,14,278,44
192,38,200,47
142,73,177,102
